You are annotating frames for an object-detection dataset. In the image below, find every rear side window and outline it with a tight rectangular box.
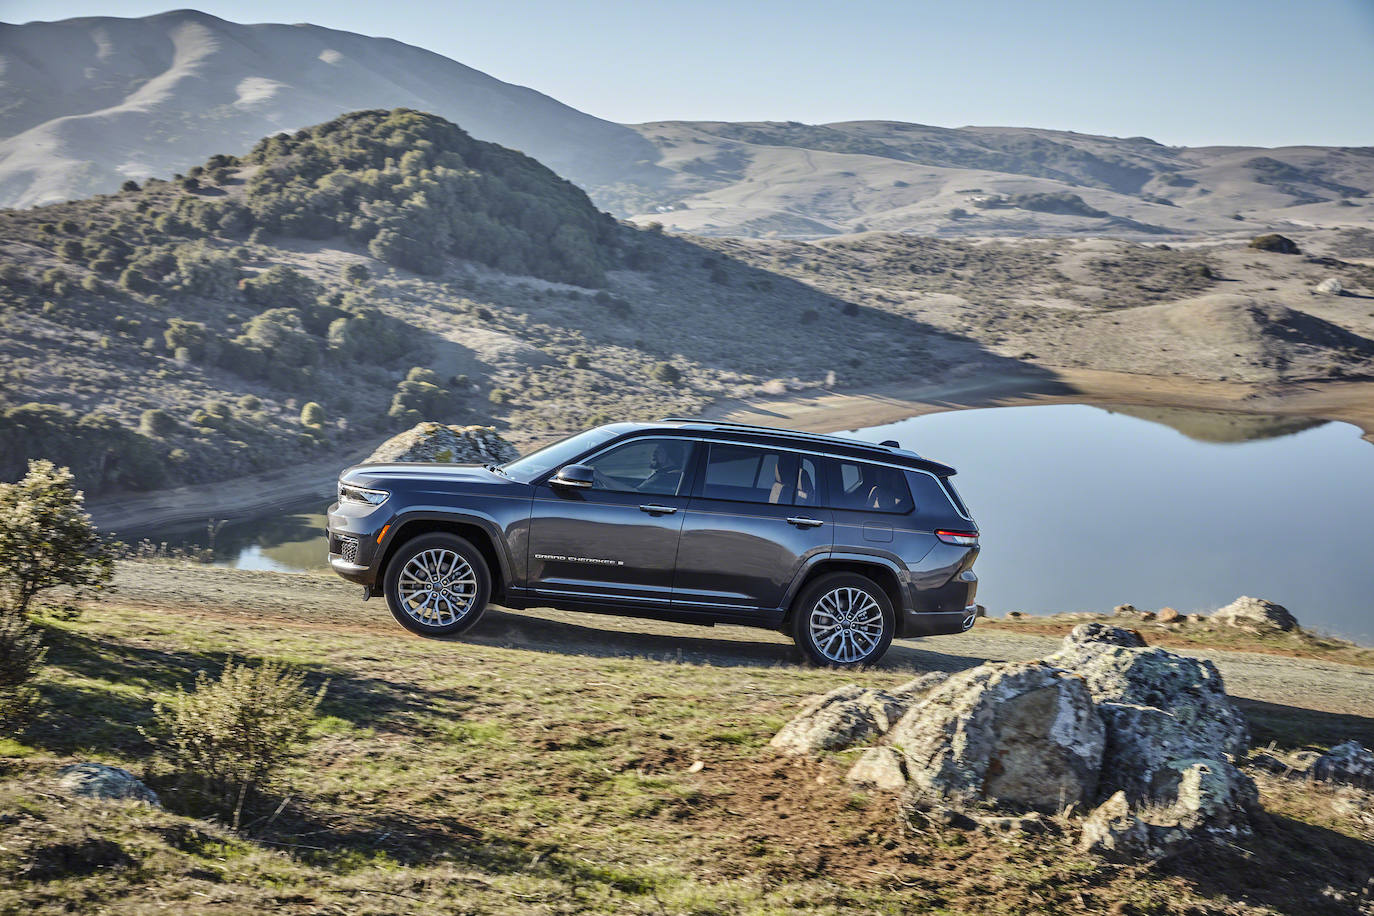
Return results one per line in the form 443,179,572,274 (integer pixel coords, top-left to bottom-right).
904,470,967,521
825,459,912,514
701,444,817,506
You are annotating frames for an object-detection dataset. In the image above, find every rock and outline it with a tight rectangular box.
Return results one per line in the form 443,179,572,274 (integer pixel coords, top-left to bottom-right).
1157,607,1180,623
770,685,910,755
890,661,1105,811
847,745,909,790
891,672,948,701
1042,623,1147,670
1139,611,1157,621
1212,596,1298,633
1113,604,1139,616
1311,741,1374,787
57,764,159,806
366,423,519,465
1314,277,1344,295
1246,751,1291,775
1080,791,1150,859
1006,611,1023,619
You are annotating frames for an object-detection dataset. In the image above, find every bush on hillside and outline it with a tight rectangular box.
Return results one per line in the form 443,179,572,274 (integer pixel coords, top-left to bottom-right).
240,265,320,309
388,367,457,425
242,109,617,285
299,402,325,428
0,459,115,620
0,405,164,493
651,362,681,385
143,659,326,826
0,604,45,734
1249,234,1301,254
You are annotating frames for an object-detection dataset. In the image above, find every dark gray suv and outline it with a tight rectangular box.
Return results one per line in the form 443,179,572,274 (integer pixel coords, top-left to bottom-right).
326,419,979,667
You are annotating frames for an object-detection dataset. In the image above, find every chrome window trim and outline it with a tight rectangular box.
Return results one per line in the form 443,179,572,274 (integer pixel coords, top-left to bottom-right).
566,434,974,522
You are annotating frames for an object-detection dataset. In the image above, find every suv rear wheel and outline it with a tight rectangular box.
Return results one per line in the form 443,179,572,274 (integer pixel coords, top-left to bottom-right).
384,533,491,637
790,572,895,667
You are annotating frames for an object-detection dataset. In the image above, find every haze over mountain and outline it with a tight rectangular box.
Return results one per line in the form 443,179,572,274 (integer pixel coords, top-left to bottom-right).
2,10,1372,239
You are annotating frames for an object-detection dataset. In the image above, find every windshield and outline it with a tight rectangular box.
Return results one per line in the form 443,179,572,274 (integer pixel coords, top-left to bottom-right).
499,425,622,482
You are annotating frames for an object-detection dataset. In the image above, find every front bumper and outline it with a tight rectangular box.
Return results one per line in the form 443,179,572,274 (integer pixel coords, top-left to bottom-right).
325,500,390,586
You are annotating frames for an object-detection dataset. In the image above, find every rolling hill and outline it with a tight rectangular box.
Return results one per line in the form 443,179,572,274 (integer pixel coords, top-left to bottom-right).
2,11,1372,239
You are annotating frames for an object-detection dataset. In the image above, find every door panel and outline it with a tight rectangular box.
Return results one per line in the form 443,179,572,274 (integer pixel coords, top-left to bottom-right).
526,438,695,605
672,445,833,611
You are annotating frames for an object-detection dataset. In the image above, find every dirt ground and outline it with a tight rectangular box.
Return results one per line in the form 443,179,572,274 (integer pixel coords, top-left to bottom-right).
108,562,1374,726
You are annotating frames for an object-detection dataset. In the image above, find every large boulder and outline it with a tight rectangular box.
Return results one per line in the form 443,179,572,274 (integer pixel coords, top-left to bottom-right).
57,763,160,806
366,423,519,465
1210,596,1298,633
889,661,1105,811
1043,623,1147,670
1311,741,1374,787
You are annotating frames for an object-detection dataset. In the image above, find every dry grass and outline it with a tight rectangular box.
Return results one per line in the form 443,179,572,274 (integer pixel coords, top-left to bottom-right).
1,597,1371,914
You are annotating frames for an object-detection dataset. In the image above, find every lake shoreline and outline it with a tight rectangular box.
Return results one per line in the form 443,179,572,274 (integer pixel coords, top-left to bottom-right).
87,366,1374,533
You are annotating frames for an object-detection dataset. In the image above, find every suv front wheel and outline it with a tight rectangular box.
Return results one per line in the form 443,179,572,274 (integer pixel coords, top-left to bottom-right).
384,533,492,637
790,572,895,667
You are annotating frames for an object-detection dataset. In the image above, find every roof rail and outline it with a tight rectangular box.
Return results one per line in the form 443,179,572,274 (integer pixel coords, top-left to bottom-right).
658,417,896,454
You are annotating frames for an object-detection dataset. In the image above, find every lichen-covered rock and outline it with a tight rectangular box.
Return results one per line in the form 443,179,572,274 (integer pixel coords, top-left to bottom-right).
366,423,519,465
890,661,1105,811
1311,741,1374,787
890,672,948,701
1080,790,1149,858
847,745,909,789
1043,623,1147,670
769,685,908,755
1314,277,1344,295
57,763,160,806
1211,596,1298,633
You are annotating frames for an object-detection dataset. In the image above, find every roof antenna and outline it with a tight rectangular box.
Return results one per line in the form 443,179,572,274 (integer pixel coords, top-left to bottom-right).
879,439,900,448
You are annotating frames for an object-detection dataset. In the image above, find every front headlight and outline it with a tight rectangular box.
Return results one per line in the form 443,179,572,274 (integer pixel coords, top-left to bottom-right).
339,483,390,507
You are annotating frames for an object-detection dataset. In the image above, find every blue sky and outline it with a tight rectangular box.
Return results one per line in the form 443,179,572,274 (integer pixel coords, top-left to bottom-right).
6,0,1373,147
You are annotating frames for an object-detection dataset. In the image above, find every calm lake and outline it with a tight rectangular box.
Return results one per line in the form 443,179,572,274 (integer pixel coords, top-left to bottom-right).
145,403,1374,643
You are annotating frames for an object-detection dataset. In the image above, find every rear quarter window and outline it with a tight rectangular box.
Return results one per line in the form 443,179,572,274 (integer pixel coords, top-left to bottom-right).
904,470,970,523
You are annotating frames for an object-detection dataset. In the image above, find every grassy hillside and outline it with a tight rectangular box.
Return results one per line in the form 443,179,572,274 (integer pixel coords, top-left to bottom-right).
0,109,1006,494
2,563,1371,914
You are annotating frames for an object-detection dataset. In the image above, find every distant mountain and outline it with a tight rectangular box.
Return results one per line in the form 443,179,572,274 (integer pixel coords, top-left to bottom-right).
2,11,1371,240
621,121,1374,237
0,10,663,209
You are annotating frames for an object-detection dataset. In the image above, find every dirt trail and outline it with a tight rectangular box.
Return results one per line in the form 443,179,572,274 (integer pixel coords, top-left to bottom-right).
110,563,1374,720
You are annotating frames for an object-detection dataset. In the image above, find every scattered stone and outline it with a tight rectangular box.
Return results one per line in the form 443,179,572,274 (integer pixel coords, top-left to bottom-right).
1311,741,1374,787
847,745,909,790
57,763,160,806
1113,604,1139,616
1212,596,1298,633
1246,752,1291,775
1139,611,1157,621
890,661,1105,811
1006,611,1023,619
1314,277,1344,295
769,685,909,755
366,423,519,465
1157,607,1180,623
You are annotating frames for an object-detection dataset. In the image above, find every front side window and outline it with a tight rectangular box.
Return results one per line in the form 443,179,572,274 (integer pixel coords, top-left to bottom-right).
827,459,913,513
583,438,692,495
701,444,816,505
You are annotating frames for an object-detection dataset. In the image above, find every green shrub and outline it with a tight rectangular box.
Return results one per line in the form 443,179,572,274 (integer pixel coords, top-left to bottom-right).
342,262,370,285
567,353,590,369
651,362,681,385
0,605,45,734
142,659,326,825
1248,234,1300,254
139,409,177,437
237,394,262,411
0,459,114,619
300,402,325,428
240,265,319,309
121,180,141,193
0,405,164,492
164,318,210,360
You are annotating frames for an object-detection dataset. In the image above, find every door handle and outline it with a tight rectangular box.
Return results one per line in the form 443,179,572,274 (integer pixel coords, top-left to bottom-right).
787,516,825,528
639,504,678,515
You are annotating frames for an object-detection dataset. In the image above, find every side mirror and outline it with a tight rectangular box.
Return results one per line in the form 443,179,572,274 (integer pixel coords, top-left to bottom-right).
550,464,594,489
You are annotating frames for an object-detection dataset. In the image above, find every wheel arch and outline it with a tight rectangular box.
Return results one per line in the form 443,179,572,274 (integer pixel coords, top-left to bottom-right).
782,557,905,633
376,513,509,601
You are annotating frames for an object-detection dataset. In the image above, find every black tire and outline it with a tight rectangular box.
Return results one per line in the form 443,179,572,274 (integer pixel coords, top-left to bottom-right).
789,572,895,668
384,533,491,637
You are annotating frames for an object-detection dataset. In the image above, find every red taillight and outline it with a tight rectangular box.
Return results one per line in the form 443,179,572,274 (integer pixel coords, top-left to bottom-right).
936,529,979,546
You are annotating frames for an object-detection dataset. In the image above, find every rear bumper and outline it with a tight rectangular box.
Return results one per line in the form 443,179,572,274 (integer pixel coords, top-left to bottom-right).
902,604,979,637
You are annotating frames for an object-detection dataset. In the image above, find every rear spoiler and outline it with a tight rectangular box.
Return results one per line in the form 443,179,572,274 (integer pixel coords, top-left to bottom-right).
911,458,957,477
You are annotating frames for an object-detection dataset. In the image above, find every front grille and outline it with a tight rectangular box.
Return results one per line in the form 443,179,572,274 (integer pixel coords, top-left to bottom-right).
337,536,359,564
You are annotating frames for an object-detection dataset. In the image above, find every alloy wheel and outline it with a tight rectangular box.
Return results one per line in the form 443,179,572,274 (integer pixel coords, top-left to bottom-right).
809,586,884,664
396,548,477,628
